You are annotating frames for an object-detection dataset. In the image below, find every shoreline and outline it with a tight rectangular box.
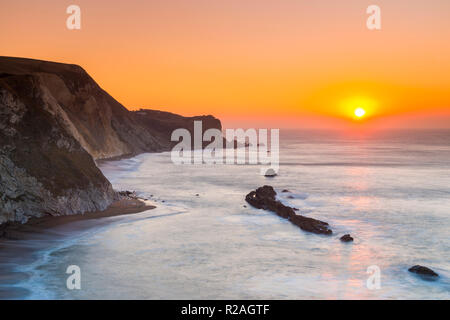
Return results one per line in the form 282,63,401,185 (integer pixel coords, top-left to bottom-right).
0,198,156,241
0,197,155,299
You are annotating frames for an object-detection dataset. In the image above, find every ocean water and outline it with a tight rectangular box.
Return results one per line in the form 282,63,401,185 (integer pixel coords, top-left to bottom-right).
2,130,450,299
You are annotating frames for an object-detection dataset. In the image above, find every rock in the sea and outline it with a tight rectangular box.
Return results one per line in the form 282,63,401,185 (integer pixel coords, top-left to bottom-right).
264,168,277,177
290,214,331,235
340,234,354,242
245,186,332,235
282,189,290,193
408,265,439,277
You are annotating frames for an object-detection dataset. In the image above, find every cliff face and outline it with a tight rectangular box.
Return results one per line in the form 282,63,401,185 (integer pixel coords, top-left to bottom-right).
0,57,222,224
0,73,115,224
0,57,164,160
134,109,223,148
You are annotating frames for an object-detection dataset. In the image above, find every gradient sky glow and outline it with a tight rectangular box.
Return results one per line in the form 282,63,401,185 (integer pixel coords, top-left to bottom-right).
2,0,450,128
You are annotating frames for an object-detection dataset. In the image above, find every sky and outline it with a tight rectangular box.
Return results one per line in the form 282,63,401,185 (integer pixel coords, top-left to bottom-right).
2,0,450,129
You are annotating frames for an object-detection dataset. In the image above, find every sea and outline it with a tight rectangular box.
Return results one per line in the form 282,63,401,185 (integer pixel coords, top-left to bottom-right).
1,129,449,299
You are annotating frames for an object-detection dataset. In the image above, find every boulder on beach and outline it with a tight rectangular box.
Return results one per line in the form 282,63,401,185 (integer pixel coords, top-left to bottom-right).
340,234,354,242
245,186,332,235
408,265,439,277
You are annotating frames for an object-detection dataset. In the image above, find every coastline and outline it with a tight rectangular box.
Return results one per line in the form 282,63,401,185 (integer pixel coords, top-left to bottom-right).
1,133,449,299
0,198,156,241
0,197,156,300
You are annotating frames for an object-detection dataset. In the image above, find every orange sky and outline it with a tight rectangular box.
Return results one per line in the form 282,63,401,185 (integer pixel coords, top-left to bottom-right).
2,0,450,128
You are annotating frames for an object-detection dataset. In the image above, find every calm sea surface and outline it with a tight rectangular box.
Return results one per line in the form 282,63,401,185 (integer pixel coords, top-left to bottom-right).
2,130,450,299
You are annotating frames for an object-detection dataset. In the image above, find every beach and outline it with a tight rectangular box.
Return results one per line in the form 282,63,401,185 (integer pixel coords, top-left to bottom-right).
0,199,155,241
0,198,155,299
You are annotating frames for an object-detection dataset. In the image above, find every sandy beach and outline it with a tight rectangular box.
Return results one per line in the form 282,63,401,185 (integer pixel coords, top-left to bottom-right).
0,198,156,299
0,199,156,241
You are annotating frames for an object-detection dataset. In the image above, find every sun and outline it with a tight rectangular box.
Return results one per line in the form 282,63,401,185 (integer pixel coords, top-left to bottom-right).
340,96,376,121
354,108,366,118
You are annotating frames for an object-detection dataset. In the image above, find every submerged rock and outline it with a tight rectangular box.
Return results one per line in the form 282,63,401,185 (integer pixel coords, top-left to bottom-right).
264,168,277,177
340,234,354,242
245,186,332,235
408,265,439,277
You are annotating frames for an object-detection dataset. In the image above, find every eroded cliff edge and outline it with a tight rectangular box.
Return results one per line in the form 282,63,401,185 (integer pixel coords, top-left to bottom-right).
0,57,222,224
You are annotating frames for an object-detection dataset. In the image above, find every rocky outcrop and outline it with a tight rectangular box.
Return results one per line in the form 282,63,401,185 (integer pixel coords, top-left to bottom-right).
340,234,354,242
408,265,439,277
245,186,332,235
0,57,223,224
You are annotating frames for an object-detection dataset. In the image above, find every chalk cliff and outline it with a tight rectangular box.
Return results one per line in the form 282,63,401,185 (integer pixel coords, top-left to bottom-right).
0,57,222,224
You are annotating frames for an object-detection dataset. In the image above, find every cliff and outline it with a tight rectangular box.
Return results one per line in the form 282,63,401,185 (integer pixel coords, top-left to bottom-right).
133,109,222,149
0,57,222,224
0,72,115,224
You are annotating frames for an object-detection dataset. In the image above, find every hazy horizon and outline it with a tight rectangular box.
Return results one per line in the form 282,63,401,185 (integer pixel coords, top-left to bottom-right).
2,0,450,129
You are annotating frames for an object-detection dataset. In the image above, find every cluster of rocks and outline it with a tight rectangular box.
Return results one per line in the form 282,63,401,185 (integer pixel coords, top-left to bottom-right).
117,190,139,200
245,185,440,280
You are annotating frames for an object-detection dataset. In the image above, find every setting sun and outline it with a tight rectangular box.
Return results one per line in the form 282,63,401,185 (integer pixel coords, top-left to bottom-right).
354,108,366,118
